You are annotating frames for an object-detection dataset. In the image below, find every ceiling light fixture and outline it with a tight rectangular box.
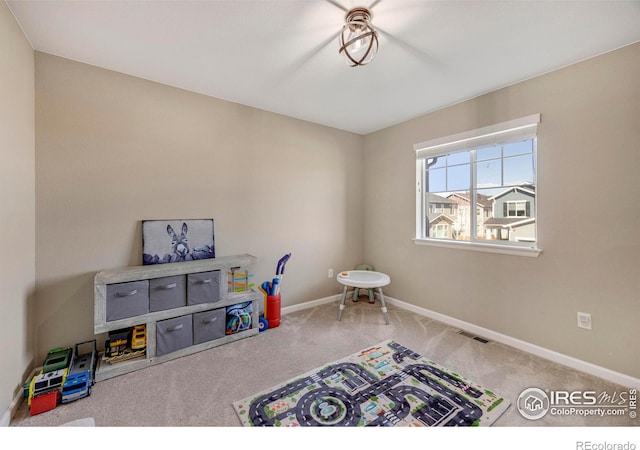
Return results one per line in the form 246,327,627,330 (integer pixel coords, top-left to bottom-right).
339,7,378,67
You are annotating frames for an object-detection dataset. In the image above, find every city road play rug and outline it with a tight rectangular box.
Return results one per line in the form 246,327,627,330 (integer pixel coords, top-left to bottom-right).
233,339,510,426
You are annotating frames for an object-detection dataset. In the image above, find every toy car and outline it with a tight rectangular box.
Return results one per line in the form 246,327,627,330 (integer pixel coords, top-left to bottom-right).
28,368,67,406
130,325,147,351
30,390,59,416
104,329,129,357
42,347,73,373
61,340,98,403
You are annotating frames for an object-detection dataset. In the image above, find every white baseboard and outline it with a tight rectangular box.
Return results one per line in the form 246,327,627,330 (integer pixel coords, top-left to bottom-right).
0,403,14,427
282,292,640,390
1,367,39,427
281,294,341,315
383,296,640,390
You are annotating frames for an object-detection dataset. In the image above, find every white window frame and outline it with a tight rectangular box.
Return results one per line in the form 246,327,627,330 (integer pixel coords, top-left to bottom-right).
505,200,529,217
414,114,542,257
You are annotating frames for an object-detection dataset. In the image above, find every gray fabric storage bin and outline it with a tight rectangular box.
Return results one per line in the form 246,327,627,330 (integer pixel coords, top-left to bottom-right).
187,271,220,305
193,309,226,345
156,315,193,356
149,275,186,312
106,280,149,321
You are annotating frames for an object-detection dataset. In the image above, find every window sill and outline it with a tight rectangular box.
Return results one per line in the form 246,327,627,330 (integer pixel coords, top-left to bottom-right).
412,238,542,257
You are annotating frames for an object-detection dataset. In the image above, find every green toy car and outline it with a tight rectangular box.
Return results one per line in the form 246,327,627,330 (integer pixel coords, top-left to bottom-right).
42,347,73,373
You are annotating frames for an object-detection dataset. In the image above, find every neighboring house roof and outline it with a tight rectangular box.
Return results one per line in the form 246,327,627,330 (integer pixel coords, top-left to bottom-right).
489,183,536,200
477,193,493,208
427,193,456,204
484,217,535,228
429,214,455,225
448,192,470,203
448,192,493,208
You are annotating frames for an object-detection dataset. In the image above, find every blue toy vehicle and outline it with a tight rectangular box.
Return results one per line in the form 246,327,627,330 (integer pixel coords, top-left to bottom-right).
61,340,98,403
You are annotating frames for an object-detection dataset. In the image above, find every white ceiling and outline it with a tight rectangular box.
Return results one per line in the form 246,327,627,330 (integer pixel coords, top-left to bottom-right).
8,0,640,135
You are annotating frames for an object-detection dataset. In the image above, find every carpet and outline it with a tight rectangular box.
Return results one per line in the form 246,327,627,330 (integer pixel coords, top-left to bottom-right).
233,339,510,427
59,417,95,426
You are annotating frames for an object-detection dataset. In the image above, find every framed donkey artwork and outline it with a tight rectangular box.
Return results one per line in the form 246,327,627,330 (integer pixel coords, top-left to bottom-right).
142,219,215,265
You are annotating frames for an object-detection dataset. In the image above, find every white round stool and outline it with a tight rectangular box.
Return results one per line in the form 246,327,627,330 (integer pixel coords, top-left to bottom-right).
336,270,390,324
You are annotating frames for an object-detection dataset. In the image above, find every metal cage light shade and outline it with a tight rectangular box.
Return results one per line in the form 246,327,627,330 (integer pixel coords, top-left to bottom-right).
339,7,378,67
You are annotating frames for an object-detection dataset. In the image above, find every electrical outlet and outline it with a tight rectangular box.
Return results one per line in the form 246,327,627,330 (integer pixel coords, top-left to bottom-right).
328,269,333,279
577,312,592,330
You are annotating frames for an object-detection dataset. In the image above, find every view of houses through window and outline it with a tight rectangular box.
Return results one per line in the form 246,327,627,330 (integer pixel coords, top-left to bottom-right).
423,138,536,244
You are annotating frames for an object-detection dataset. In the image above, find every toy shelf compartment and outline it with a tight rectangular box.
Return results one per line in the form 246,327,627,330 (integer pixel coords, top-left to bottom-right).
94,254,259,382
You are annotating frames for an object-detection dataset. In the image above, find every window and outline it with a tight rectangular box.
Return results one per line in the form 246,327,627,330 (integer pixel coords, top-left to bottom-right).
433,224,449,239
505,201,529,217
414,114,541,257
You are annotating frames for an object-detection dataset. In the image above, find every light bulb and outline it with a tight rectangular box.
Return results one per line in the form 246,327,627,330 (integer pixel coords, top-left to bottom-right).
338,7,378,67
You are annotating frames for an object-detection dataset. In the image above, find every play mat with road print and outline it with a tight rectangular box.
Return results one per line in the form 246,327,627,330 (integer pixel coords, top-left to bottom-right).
233,339,510,427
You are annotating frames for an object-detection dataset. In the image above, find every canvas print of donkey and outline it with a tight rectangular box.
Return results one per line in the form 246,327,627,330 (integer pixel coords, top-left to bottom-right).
142,219,215,265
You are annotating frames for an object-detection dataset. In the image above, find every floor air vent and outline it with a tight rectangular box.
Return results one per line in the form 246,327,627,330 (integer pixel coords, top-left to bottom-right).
457,330,490,344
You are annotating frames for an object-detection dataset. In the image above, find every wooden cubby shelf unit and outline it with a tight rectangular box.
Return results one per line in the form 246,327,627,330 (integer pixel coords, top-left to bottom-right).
94,254,260,381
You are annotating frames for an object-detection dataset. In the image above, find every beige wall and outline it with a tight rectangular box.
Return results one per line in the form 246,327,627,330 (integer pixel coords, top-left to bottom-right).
34,52,364,361
363,42,640,378
0,2,35,422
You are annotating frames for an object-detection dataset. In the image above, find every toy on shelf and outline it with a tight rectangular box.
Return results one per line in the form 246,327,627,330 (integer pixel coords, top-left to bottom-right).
104,329,129,358
130,325,147,351
103,326,146,365
227,266,254,292
226,302,253,335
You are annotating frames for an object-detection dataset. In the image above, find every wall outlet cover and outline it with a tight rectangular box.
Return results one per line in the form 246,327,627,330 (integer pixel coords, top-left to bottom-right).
577,312,592,330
